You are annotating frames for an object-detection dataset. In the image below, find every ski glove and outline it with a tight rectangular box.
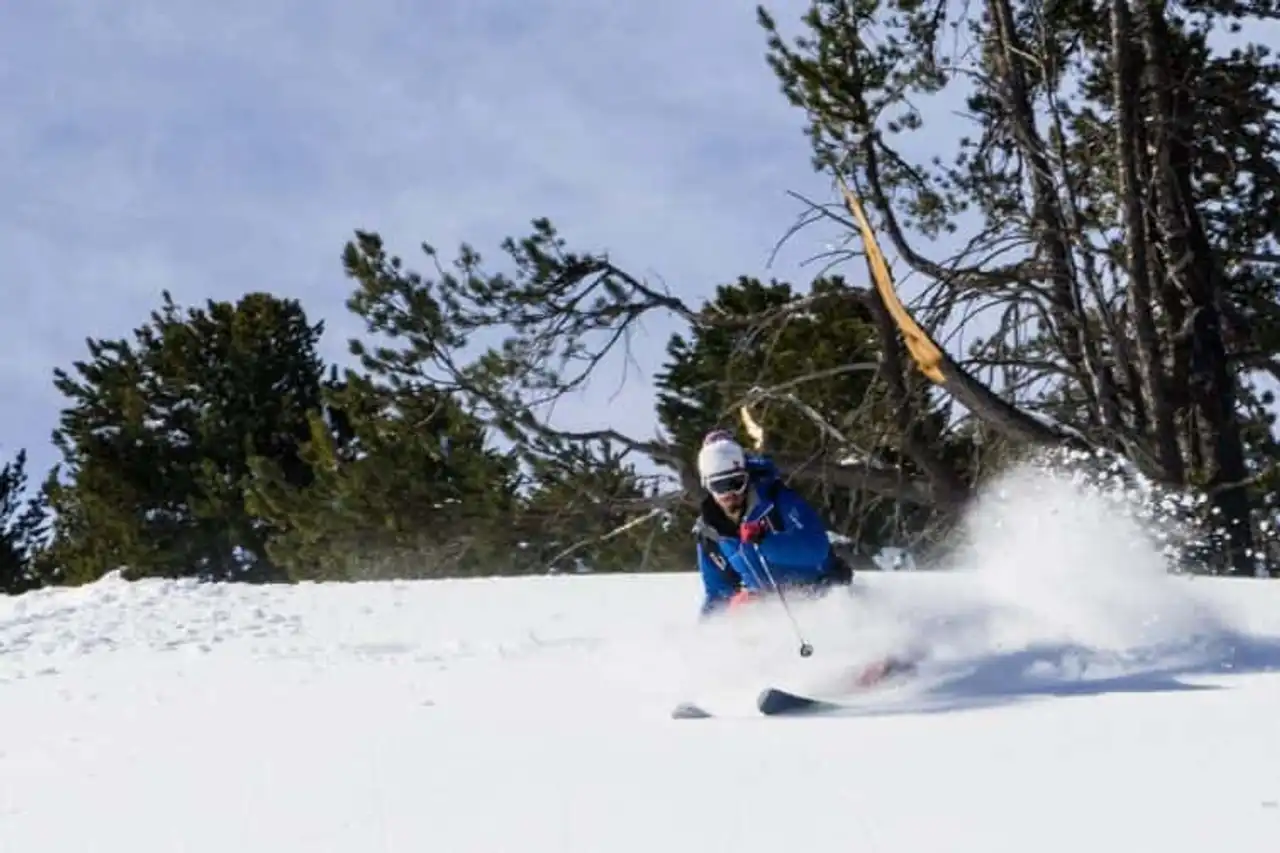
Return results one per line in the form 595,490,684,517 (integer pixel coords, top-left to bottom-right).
739,519,769,544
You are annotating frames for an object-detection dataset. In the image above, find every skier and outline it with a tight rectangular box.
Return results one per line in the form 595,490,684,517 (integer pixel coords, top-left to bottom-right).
693,430,853,618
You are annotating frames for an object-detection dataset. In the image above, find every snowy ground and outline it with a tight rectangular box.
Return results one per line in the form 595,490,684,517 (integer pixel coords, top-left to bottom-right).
3,466,1280,851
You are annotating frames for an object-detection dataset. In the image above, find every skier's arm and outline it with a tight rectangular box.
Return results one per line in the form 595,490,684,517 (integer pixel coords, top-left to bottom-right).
697,540,738,617
755,487,831,569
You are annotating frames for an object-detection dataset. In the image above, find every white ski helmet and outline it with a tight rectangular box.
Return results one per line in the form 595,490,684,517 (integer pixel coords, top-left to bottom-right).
697,433,746,487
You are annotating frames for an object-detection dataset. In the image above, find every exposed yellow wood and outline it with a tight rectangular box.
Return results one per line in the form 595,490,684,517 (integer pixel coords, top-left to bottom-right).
837,178,946,385
739,403,766,451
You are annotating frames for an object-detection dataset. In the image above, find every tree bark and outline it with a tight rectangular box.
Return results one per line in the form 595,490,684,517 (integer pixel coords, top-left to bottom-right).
1134,0,1255,574
1112,0,1185,483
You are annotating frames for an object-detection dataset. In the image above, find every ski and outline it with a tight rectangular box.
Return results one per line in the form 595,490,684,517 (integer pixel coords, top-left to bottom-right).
756,687,847,716
673,691,843,718
757,657,922,716
674,658,921,719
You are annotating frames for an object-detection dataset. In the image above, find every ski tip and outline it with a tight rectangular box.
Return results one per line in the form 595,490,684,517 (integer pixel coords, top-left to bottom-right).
671,702,713,719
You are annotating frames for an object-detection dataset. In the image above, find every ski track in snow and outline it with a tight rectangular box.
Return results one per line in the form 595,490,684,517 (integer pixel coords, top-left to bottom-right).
2,464,1280,851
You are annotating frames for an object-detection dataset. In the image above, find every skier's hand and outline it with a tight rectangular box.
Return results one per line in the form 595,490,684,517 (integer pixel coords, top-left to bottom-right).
728,589,758,609
739,519,768,544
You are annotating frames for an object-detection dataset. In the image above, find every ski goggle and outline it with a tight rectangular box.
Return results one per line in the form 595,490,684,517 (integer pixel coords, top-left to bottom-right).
705,472,749,495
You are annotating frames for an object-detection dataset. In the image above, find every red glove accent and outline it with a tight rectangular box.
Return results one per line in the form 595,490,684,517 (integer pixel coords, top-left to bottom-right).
728,589,758,609
739,519,769,544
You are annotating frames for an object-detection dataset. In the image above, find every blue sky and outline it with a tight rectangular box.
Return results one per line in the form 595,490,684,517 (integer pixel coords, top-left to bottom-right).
4,0,900,485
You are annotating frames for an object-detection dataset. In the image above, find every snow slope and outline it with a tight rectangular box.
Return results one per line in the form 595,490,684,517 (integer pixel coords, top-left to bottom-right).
3,465,1280,852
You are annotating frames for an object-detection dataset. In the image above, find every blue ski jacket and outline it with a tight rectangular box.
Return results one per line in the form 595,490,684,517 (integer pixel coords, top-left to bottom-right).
694,454,839,617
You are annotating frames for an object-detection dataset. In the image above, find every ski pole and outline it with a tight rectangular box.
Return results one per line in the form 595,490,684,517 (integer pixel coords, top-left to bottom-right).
752,542,814,658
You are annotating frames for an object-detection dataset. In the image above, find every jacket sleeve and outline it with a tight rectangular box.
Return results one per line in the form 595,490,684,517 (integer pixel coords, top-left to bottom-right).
697,539,739,617
755,486,831,570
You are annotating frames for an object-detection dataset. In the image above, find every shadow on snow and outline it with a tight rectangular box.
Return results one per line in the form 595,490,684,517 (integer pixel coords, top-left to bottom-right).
797,631,1280,719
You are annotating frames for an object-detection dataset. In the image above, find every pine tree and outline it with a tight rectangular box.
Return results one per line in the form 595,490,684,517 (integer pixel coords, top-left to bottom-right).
43,291,328,583
0,450,52,594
